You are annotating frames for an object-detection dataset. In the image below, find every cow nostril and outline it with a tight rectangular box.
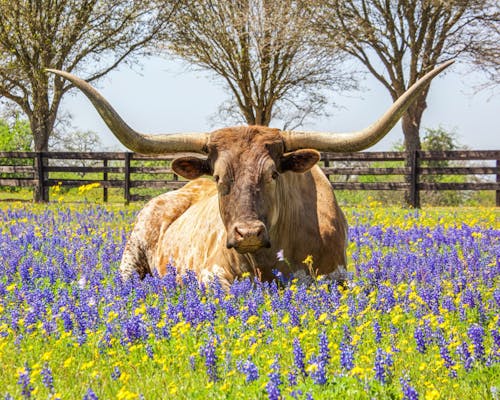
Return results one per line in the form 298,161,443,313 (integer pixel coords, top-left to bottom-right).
234,225,245,240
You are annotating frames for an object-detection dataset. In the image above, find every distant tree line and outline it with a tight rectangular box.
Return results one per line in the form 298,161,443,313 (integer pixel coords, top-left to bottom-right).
0,0,498,202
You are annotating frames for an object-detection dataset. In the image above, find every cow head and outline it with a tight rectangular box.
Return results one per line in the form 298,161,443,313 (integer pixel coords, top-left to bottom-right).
172,126,320,252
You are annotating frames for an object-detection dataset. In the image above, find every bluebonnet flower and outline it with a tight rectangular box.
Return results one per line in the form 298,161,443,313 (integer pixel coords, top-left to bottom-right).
111,366,121,380
17,363,33,399
288,305,301,327
189,355,196,371
201,338,218,382
457,341,473,371
339,328,354,371
414,326,427,353
490,329,500,364
309,332,330,384
237,359,259,383
293,337,306,376
145,343,154,359
436,331,456,377
41,363,54,392
373,348,393,384
400,376,419,400
373,320,382,343
288,370,297,386
83,388,98,400
266,382,280,400
266,356,281,400
122,315,148,343
468,323,485,361
318,331,330,360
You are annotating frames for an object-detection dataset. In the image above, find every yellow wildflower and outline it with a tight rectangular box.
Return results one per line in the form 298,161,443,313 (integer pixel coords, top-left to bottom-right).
425,389,440,400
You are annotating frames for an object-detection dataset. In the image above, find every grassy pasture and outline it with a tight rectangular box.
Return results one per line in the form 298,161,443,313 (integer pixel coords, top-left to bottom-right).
0,203,498,399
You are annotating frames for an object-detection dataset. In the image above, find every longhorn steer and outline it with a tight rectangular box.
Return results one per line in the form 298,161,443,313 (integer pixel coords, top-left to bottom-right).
47,61,452,288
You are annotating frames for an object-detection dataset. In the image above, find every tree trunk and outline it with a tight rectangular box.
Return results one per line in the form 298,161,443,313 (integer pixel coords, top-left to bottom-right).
401,112,422,155
31,112,53,202
401,100,426,207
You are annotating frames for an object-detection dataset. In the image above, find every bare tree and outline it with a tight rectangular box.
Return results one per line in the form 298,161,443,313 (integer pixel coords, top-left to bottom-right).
163,0,354,129
0,0,180,200
468,13,500,90
315,0,499,154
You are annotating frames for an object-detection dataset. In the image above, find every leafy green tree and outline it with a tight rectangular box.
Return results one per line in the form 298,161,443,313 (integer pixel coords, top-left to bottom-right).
0,116,32,193
0,0,180,200
0,117,32,151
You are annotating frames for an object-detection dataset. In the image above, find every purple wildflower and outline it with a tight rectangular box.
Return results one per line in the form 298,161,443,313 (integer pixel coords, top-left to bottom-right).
373,320,382,343
400,376,419,400
122,315,148,343
468,323,485,361
437,332,456,377
288,369,298,386
189,355,196,371
237,359,259,383
41,363,54,392
414,326,427,353
457,341,473,371
83,388,98,400
266,356,282,400
318,331,330,363
309,332,330,384
111,366,121,380
17,363,33,399
374,348,393,384
145,344,154,359
339,340,354,371
293,337,306,376
490,329,500,364
201,338,218,382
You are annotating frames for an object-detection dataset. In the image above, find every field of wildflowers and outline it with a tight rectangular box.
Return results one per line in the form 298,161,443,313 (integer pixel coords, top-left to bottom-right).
0,202,498,399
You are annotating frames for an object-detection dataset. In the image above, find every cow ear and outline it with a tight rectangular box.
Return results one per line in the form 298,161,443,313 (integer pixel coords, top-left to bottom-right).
172,156,212,180
279,149,320,173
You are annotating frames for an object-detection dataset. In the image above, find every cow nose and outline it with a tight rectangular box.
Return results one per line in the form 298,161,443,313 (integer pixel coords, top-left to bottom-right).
234,223,264,240
229,221,270,252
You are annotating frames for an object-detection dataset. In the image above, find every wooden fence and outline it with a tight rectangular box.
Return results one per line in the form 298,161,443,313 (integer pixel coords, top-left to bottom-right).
1,150,499,207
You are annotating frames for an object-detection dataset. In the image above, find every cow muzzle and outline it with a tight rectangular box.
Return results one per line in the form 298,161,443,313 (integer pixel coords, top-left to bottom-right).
227,221,271,253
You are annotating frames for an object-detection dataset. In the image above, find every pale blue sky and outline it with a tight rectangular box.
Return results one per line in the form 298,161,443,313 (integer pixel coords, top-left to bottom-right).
61,57,499,151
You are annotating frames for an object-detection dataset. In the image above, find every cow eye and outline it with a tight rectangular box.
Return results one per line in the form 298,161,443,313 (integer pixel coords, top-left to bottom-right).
214,175,220,183
272,171,279,180
218,181,230,196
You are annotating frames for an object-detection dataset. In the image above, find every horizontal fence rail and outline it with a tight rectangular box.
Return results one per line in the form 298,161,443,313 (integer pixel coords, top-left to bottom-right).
0,150,499,206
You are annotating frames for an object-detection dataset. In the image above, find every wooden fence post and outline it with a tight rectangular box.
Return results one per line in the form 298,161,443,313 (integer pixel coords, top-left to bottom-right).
35,152,48,202
408,150,420,208
103,159,108,203
323,153,330,181
496,159,499,207
124,152,131,204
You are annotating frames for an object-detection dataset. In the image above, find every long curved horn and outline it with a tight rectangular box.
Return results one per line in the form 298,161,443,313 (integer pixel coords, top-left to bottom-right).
46,69,209,154
282,60,454,152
